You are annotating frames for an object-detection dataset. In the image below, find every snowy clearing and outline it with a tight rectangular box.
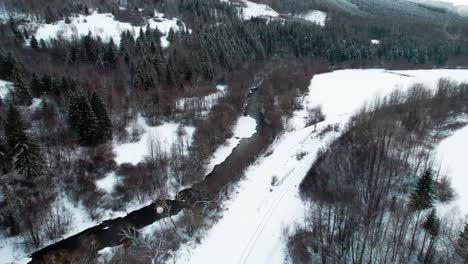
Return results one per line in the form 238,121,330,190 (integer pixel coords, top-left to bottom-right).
371,39,381,45
114,115,194,165
222,0,279,20
176,85,227,118
0,80,13,99
96,172,121,194
29,10,183,48
206,115,257,174
435,123,468,218
295,10,327,26
174,69,468,264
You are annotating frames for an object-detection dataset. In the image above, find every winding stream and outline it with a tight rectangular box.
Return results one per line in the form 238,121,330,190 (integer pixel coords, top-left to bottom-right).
29,80,267,263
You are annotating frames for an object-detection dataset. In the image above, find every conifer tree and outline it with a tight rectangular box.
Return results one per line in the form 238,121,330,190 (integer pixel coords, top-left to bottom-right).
5,106,44,179
8,18,23,44
90,92,112,142
409,170,434,212
40,74,52,95
12,67,32,106
22,28,29,40
30,73,42,97
67,94,98,146
458,223,468,264
167,28,175,43
30,36,39,50
0,137,8,174
39,39,47,49
103,38,117,67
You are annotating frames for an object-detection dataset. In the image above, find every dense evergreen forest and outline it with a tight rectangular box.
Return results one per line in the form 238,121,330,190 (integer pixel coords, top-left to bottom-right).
1,0,468,263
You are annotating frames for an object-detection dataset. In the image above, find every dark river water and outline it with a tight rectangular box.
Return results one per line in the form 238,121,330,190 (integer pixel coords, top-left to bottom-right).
29,80,267,263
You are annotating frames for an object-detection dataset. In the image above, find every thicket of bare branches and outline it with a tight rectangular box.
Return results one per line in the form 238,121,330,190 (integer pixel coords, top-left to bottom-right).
290,79,468,264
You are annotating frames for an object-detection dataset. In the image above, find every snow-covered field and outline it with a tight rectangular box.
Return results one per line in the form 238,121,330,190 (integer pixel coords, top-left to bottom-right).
295,10,327,26
435,124,468,218
174,69,468,264
114,115,194,165
221,0,279,20
28,10,183,47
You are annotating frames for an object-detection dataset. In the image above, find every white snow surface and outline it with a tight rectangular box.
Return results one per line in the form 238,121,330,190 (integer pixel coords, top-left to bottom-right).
419,0,468,6
174,69,468,264
114,115,195,165
96,172,120,193
30,10,182,48
435,124,468,218
0,80,13,99
176,85,227,118
221,0,279,19
206,115,257,174
295,10,327,26
371,39,381,45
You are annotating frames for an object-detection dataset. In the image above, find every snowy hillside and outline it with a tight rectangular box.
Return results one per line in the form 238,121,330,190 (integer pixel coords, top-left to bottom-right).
27,10,183,47
221,0,279,19
294,10,327,26
435,123,468,218
174,69,468,264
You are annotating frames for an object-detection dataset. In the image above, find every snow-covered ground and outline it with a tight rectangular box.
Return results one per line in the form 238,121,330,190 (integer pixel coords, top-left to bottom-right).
371,39,381,45
0,237,31,264
28,10,183,47
221,0,279,20
0,80,13,99
416,0,468,6
435,124,468,218
206,115,257,174
295,10,327,26
0,114,195,264
174,69,468,264
114,115,195,165
176,85,227,118
96,172,121,194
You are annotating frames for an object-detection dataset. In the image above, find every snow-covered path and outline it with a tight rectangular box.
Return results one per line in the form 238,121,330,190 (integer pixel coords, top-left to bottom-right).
174,69,468,264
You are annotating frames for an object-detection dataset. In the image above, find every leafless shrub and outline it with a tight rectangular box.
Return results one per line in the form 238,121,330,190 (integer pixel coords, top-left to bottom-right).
305,105,325,127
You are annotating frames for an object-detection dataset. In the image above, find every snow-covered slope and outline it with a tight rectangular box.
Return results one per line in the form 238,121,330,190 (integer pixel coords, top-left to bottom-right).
174,69,468,264
29,10,183,47
435,123,468,218
295,10,327,26
221,0,279,20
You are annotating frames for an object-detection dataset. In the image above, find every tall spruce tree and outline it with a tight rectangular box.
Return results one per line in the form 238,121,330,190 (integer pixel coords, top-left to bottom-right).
5,106,44,179
30,35,39,50
8,18,23,44
67,94,98,146
12,67,32,106
103,38,117,67
458,223,468,264
90,92,112,142
409,170,435,212
30,73,42,97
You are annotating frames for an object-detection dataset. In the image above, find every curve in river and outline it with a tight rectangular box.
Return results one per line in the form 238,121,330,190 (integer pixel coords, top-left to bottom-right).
29,80,267,264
